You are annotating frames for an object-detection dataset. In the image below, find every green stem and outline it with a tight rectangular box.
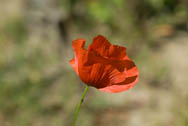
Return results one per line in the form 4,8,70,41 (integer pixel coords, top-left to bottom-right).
72,85,89,126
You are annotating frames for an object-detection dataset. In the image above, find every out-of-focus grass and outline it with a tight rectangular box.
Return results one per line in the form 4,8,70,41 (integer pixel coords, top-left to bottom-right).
2,18,26,43
173,96,188,126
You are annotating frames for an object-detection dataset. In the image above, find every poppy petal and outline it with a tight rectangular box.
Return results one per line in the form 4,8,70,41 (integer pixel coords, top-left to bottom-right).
73,46,127,88
72,38,85,51
88,35,127,60
71,38,86,75
70,35,139,93
79,63,127,88
69,58,79,75
126,66,139,77
98,60,139,93
99,75,138,93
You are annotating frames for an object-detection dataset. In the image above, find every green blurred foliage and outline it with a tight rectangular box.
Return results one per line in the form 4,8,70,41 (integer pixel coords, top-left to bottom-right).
87,0,123,23
2,18,26,43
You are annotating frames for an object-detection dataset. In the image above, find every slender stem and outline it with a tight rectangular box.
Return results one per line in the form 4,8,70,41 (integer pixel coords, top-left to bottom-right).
72,85,89,126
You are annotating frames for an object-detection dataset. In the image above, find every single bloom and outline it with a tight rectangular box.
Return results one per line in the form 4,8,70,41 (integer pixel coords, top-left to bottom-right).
69,35,139,93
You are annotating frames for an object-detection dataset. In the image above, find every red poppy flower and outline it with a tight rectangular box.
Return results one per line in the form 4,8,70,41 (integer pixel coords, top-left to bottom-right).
69,35,139,93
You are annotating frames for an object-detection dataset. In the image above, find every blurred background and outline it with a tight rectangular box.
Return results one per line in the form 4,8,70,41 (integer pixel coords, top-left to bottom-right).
0,0,188,126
